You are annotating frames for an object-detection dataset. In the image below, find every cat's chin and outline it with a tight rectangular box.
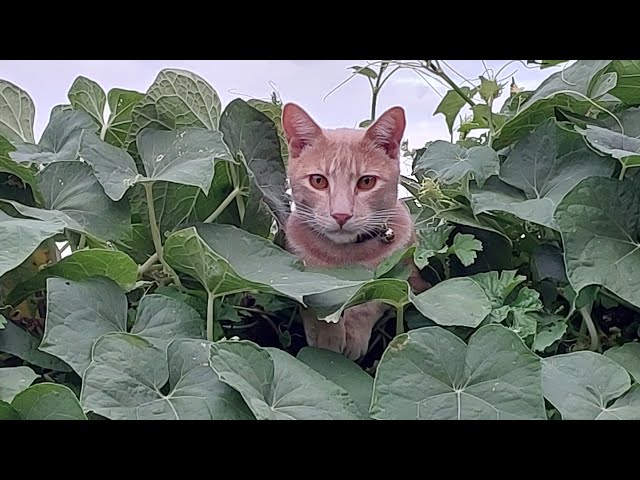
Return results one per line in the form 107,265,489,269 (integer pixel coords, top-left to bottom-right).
322,230,359,244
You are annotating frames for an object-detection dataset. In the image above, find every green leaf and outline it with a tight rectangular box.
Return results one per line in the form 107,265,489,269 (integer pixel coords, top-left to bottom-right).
449,232,483,267
104,88,145,148
472,119,616,229
554,176,640,310
541,351,639,420
410,277,492,328
219,99,288,225
0,401,22,419
413,141,499,188
537,60,570,69
40,277,204,376
246,98,288,163
0,321,72,372
209,340,363,419
479,75,500,103
81,334,252,420
11,383,86,420
296,346,373,417
0,79,35,143
0,136,43,204
5,248,138,307
473,270,527,310
434,87,476,134
163,223,365,302
68,76,106,129
493,60,615,149
577,124,640,171
506,288,544,338
531,314,568,353
370,325,546,420
375,246,415,278
127,69,222,148
604,343,640,383
0,214,65,278
413,223,454,269
10,111,98,164
609,60,640,106
0,366,37,403
0,313,5,329
349,65,378,79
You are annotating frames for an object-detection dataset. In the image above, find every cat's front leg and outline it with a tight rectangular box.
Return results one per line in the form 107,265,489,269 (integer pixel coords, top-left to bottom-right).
301,307,346,354
343,300,389,361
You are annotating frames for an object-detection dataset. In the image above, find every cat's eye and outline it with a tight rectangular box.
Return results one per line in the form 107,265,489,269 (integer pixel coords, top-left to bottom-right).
357,175,377,190
309,174,328,189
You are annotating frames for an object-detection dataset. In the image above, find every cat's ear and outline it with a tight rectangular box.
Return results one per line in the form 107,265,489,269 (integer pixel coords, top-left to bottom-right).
363,106,406,158
282,103,324,158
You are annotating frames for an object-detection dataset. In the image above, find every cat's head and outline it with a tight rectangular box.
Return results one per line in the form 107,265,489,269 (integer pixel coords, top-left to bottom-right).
282,103,405,244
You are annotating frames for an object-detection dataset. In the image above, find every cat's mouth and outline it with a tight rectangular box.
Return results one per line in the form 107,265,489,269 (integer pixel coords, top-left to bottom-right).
322,229,360,244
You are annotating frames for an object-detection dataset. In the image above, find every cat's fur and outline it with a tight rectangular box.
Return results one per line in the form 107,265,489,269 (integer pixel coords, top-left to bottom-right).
281,103,429,360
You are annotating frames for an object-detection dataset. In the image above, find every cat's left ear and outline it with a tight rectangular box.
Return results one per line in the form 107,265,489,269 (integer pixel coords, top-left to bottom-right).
363,106,406,158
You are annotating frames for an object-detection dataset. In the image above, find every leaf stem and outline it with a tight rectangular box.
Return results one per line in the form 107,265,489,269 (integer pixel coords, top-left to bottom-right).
204,187,242,223
207,291,215,342
143,182,181,287
578,305,600,352
619,165,628,181
396,304,405,335
426,60,476,107
78,234,86,250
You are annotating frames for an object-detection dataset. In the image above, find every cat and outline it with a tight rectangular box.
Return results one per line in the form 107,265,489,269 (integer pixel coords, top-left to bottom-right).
281,103,430,361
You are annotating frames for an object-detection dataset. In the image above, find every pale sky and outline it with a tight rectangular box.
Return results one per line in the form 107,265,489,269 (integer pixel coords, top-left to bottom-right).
1,60,564,175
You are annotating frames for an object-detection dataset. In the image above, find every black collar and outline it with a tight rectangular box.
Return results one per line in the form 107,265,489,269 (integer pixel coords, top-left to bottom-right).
355,227,395,244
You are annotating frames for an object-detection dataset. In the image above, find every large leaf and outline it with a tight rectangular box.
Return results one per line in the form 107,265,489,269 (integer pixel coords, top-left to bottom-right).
0,401,22,419
246,98,288,162
609,60,640,106
0,366,37,403
0,213,65,278
0,135,43,204
297,347,374,417
554,176,640,309
472,119,616,229
0,79,35,143
370,325,545,420
10,111,98,164
127,69,222,147
604,343,640,383
413,140,499,188
68,76,106,128
40,277,204,376
11,383,87,420
209,340,363,419
104,88,145,148
219,99,288,225
541,351,640,420
434,87,476,134
0,321,72,372
493,60,614,149
5,248,138,309
81,334,253,420
577,121,640,172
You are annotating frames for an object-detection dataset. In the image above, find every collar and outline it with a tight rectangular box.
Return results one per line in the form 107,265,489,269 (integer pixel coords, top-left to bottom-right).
355,227,396,244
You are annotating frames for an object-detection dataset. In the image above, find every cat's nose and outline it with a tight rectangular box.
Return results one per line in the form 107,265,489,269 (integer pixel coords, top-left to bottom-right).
331,213,352,226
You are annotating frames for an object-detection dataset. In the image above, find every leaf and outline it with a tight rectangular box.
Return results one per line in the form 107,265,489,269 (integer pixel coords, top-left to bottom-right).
493,60,614,149
530,243,567,284
296,347,373,417
434,87,476,134
40,277,204,376
209,340,363,419
577,124,640,171
246,98,288,163
104,88,145,148
541,351,639,420
0,366,37,403
554,176,640,309
0,214,65,278
219,99,288,225
0,401,22,419
413,141,499,188
506,288,544,338
0,321,72,372
609,60,640,106
0,136,43,204
0,79,35,143
449,233,483,266
10,111,98,164
81,334,252,420
410,277,492,328
0,313,5,329
127,69,222,148
375,246,415,278
472,119,616,229
163,223,365,303
349,65,378,79
473,270,527,310
68,76,106,128
5,249,138,308
531,314,568,353
604,343,640,383
413,224,454,269
11,383,87,420
479,75,500,103
370,325,546,420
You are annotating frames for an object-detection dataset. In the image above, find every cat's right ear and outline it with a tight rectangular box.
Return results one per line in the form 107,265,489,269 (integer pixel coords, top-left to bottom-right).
282,103,323,158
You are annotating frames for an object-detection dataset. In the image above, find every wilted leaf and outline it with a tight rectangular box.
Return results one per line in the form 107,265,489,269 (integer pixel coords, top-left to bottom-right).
371,325,546,419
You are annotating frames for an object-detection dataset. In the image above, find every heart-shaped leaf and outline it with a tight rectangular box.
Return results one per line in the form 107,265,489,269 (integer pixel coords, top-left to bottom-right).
11,383,87,420
0,366,37,403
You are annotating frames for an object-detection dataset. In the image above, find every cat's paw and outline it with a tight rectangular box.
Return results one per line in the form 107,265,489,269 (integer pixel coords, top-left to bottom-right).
343,302,387,361
301,309,346,354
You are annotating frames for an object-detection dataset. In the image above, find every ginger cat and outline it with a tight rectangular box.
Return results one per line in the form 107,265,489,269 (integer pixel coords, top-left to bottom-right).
281,103,429,361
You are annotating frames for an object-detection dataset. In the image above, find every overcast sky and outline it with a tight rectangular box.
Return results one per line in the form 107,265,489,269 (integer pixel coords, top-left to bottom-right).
2,60,563,173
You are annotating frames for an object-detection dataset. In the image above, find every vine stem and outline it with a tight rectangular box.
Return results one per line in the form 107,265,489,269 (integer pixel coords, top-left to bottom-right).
619,165,628,181
207,292,215,341
427,60,476,107
137,187,242,278
143,182,181,286
396,304,405,335
579,306,600,352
